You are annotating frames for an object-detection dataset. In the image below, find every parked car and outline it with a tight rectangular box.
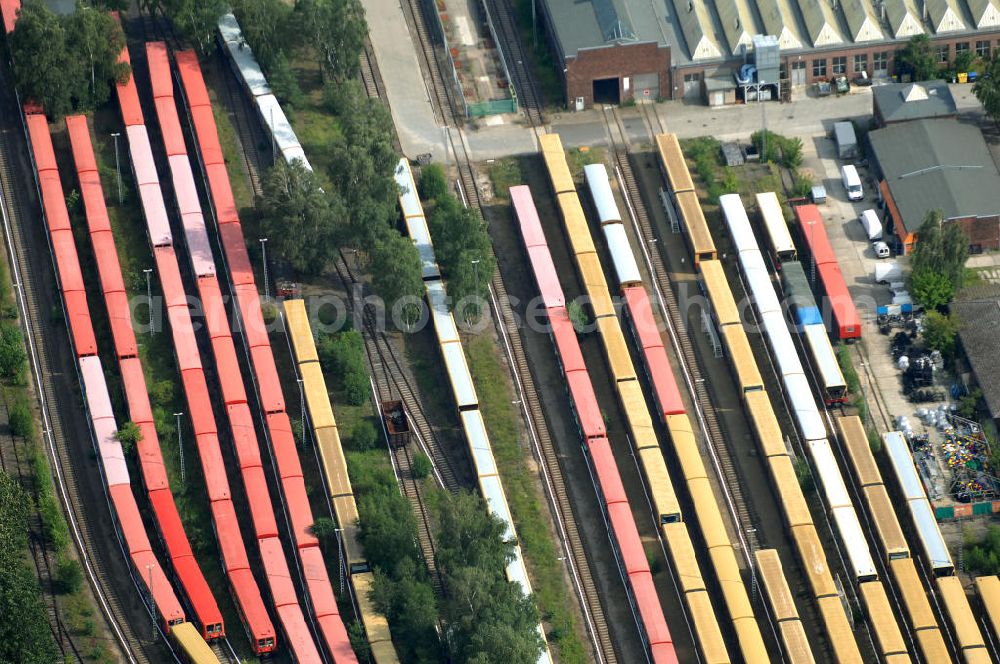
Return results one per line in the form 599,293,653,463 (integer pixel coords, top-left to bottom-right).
841,165,863,201
874,241,891,258
859,209,882,241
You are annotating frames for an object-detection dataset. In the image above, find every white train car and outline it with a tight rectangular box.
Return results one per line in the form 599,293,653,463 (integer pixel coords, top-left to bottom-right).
719,193,757,255
396,158,553,664
803,324,848,404
883,431,955,576
756,192,796,263
724,195,881,584
218,13,312,172
581,164,641,288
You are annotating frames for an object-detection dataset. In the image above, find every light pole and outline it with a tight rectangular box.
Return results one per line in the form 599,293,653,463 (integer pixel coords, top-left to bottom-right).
143,268,153,336
259,238,270,304
147,563,156,638
174,412,185,486
111,132,122,204
469,258,481,329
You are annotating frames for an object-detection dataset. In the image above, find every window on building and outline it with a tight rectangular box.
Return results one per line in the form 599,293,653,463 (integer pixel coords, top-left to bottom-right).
854,54,868,73
956,42,970,55
832,56,847,75
874,51,889,71
813,59,827,77
938,44,950,63
977,40,991,58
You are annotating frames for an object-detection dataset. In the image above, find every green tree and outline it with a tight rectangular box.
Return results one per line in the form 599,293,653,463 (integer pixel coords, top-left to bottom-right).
909,210,969,309
958,388,982,419
318,330,369,405
231,0,294,70
9,0,74,118
260,159,344,274
567,300,587,333
411,452,431,480
974,52,1000,122
9,399,34,440
371,563,442,660
922,310,959,359
358,489,421,574
0,323,27,382
428,196,497,323
419,163,449,202
897,35,939,81
369,229,423,327
294,0,368,81
53,555,83,594
114,421,143,455
267,50,303,107
65,3,130,109
309,516,338,544
154,0,229,51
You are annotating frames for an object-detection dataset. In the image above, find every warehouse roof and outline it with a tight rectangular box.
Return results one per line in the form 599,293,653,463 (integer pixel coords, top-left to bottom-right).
874,80,957,123
966,0,1000,29
542,0,676,60
869,119,1000,236
842,0,884,41
717,0,762,54
756,0,805,49
925,0,972,32
954,284,1000,418
796,0,844,46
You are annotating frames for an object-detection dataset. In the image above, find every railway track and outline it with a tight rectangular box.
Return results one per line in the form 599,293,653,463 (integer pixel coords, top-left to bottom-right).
602,105,761,564
0,77,158,664
331,253,449,598
480,0,544,125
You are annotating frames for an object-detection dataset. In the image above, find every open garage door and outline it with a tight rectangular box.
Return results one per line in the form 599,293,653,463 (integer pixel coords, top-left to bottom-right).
593,78,620,105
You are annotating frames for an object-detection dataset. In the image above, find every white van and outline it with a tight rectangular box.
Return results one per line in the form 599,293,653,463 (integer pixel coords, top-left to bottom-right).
873,241,890,258
859,209,882,241
841,164,863,201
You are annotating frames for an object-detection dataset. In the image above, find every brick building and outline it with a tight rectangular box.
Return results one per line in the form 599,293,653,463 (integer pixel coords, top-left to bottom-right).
868,119,1000,255
538,0,1000,107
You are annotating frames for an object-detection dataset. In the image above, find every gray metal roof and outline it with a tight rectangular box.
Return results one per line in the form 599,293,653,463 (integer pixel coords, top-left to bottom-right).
755,0,805,49
954,283,1000,418
873,80,957,123
795,0,844,46
925,0,972,33
673,0,723,60
716,0,762,54
966,0,1000,28
869,119,1000,236
543,0,675,59
841,0,885,41
882,0,925,38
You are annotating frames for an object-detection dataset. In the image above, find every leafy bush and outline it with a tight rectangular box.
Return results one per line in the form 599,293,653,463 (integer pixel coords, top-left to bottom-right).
349,419,379,451
966,525,1000,574
114,421,143,455
0,322,27,383
53,555,82,594
922,310,959,359
9,399,34,440
411,452,431,480
319,330,369,405
419,164,448,202
791,170,814,198
38,492,68,552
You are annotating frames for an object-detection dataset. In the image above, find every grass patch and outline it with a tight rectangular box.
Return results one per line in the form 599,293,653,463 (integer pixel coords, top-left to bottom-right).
488,158,522,200
565,146,605,178
465,334,587,663
209,100,254,212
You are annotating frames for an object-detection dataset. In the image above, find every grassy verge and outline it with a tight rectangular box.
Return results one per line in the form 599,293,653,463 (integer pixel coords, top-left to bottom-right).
464,334,587,663
488,158,522,200
565,146,605,178
206,88,254,212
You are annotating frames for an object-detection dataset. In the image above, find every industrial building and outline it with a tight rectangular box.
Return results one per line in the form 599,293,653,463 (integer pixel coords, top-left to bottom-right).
868,118,1000,255
872,80,958,125
537,0,1000,107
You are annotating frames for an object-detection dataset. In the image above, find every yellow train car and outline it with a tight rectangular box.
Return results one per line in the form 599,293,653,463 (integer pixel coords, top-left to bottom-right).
354,571,399,664
699,260,740,327
769,456,813,528
836,416,882,489
573,251,615,319
914,628,950,664
301,362,337,429
791,524,838,599
599,317,636,383
688,476,729,550
665,414,708,482
889,558,938,631
675,190,717,264
755,549,800,622
539,134,576,196
708,544,767,662
744,391,786,458
285,304,319,363
975,575,1000,647
731,615,769,664
639,448,680,524
720,325,763,393
685,590,731,664
859,581,908,658
816,595,864,664
556,193,597,256
938,576,989,658
662,522,705,593
173,622,220,664
655,133,695,194
864,484,910,560
778,621,815,664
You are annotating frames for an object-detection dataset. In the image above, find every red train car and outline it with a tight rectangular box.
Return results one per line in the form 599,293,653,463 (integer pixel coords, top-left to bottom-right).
0,0,20,35
793,204,861,341
621,286,685,417
513,185,677,663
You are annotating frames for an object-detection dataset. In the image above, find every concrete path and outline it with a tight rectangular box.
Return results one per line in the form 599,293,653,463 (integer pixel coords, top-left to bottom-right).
364,0,446,160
